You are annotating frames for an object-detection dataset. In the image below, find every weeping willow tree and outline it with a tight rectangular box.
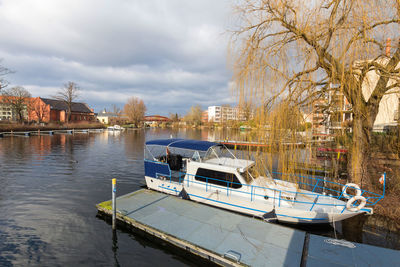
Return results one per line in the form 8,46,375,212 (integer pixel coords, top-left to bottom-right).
231,0,400,184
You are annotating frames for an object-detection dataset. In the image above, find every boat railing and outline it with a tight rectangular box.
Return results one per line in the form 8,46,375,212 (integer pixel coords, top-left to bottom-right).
182,173,349,211
153,171,380,213
272,171,385,206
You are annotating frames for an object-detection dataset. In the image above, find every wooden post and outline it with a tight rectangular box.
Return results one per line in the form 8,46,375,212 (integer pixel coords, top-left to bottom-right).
112,178,117,230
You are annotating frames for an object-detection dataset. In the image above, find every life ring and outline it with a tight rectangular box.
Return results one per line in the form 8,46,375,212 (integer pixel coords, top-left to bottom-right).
342,183,361,199
346,195,367,212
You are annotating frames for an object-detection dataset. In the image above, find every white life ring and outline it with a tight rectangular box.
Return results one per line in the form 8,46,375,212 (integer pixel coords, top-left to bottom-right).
346,195,367,212
342,183,361,199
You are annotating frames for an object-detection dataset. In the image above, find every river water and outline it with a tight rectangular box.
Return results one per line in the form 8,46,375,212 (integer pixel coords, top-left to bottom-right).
0,128,398,266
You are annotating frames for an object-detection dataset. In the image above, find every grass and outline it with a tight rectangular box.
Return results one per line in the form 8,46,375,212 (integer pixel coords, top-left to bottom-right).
97,200,112,211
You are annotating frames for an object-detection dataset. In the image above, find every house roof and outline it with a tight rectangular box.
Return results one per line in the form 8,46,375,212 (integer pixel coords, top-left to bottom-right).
41,98,92,113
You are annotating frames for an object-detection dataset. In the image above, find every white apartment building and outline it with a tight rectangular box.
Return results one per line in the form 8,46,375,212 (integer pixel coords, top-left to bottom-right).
0,103,28,121
359,57,400,131
207,106,248,123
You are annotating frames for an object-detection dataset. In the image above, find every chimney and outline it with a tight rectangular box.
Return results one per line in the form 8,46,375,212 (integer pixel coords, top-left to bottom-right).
385,38,391,57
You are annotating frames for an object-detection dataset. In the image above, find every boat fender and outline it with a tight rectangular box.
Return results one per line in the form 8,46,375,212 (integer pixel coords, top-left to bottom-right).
346,196,367,212
342,183,361,199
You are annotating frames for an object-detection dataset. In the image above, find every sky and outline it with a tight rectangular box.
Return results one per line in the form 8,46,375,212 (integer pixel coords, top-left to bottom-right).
0,0,237,116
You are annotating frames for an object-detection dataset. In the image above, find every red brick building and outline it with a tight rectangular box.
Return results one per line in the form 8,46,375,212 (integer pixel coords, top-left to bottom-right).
29,98,95,123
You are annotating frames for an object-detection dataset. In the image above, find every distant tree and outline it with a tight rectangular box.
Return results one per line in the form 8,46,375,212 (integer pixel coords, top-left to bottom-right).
169,112,180,122
111,104,122,116
1,86,31,122
54,82,79,122
0,60,12,91
124,97,146,127
184,105,202,126
240,101,253,121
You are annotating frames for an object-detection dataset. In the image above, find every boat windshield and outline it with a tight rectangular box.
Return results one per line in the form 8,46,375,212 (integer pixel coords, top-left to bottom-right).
241,164,272,184
204,144,236,161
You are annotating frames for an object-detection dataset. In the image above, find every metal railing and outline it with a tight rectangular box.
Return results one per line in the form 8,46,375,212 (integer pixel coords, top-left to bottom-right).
272,171,385,206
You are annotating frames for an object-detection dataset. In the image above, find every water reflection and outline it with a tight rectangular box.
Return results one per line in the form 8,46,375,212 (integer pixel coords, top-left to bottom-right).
0,130,195,266
112,230,120,267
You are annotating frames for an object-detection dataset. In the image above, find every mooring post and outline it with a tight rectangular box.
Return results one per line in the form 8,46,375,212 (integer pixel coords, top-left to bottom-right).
112,178,117,230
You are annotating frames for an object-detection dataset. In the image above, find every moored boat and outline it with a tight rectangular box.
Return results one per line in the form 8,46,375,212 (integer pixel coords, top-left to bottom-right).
144,139,385,224
107,125,124,131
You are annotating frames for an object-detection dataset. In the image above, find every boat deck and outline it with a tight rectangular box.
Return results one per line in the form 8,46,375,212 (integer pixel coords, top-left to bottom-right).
293,192,342,211
170,170,185,183
97,189,400,266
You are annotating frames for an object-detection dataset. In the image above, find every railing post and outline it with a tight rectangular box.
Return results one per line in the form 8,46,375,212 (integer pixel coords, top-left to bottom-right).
278,191,281,207
312,178,319,192
309,195,319,211
112,178,117,230
338,184,347,200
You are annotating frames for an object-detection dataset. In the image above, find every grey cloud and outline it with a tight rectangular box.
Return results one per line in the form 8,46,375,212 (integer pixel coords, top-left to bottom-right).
0,0,234,115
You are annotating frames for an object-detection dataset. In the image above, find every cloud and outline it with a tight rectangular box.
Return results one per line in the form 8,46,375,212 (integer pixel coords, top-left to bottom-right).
0,0,235,115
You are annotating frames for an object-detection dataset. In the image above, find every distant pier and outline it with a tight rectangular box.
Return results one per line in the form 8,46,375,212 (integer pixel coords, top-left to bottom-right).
217,140,305,149
97,189,400,266
0,128,105,138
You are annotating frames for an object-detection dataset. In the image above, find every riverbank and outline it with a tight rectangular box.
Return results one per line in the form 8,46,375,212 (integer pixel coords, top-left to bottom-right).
364,152,400,224
0,122,106,132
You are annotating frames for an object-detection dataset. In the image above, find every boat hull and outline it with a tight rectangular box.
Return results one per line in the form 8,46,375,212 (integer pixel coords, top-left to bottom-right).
145,176,182,196
145,177,362,224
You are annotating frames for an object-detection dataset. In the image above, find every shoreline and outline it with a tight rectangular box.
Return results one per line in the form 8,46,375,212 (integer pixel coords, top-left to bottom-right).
0,122,106,132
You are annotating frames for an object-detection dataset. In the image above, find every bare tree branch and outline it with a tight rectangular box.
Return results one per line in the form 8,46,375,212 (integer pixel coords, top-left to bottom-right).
53,82,80,123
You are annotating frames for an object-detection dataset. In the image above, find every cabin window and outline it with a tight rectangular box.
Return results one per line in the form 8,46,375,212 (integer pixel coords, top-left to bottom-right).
195,168,242,189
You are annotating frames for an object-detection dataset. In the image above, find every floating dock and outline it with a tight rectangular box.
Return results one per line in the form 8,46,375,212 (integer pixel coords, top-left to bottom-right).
0,128,105,138
96,189,400,266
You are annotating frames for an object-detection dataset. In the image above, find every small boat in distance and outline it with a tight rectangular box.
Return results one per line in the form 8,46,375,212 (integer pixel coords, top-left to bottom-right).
144,139,385,224
107,125,124,131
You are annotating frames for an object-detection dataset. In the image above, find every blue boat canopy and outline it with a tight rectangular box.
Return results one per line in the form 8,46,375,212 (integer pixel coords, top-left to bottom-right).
145,139,219,152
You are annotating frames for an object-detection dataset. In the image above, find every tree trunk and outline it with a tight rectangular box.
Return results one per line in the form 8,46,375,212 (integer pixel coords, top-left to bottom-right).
348,114,369,184
349,104,379,186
